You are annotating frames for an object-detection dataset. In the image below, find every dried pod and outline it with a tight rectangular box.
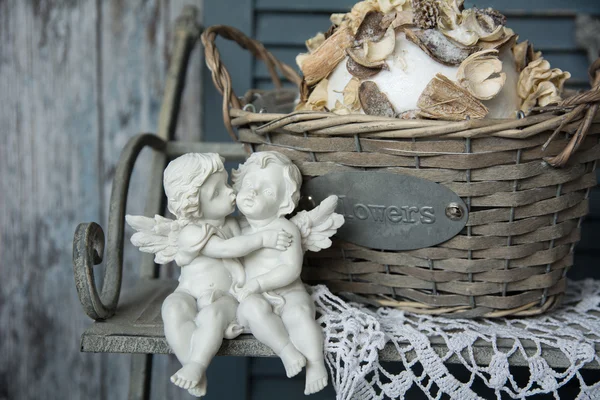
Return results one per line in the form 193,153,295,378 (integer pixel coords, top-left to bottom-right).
417,74,488,120
355,11,387,43
297,25,354,86
404,28,476,66
365,25,396,62
456,49,506,100
412,0,439,29
347,56,383,78
477,28,516,50
517,58,570,113
359,81,396,117
306,32,326,53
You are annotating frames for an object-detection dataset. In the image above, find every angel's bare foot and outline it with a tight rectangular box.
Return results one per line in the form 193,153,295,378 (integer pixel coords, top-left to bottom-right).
170,362,206,390
304,361,328,395
279,343,306,378
187,374,208,398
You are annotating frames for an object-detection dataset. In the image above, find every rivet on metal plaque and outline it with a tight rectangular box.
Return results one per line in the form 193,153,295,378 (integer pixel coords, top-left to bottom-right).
445,203,465,221
301,172,469,251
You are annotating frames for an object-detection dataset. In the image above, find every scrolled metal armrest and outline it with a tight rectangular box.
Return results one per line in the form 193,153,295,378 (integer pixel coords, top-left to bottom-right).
72,133,166,320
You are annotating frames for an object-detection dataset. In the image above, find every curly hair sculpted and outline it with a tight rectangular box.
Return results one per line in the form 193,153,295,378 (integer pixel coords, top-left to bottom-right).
163,153,225,220
231,151,302,217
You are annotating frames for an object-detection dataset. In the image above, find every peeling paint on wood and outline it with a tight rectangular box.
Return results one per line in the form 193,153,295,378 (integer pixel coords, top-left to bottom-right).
0,1,202,399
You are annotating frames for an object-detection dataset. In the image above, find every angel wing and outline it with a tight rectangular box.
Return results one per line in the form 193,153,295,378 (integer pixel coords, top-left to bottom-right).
125,214,181,264
290,195,345,253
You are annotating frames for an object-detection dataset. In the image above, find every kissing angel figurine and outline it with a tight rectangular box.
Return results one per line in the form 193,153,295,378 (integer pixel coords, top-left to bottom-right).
126,153,293,397
232,151,344,395
126,151,344,397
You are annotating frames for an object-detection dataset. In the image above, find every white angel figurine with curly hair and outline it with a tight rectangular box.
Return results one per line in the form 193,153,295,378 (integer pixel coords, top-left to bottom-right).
126,153,292,397
232,151,344,395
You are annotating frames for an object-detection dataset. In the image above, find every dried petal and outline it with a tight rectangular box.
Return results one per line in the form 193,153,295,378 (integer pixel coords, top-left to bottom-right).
397,109,420,119
437,0,464,31
404,28,476,66
417,73,488,120
512,41,529,73
343,78,362,111
306,32,326,53
324,24,337,39
332,100,352,115
365,25,396,62
347,56,383,78
456,49,506,100
391,10,414,28
359,81,396,117
331,13,346,26
513,40,543,73
378,0,408,13
347,46,387,68
517,58,570,113
348,1,380,34
296,78,329,111
439,5,510,46
477,28,515,50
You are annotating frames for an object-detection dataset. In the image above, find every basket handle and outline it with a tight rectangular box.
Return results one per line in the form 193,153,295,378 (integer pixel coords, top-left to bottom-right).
201,25,303,141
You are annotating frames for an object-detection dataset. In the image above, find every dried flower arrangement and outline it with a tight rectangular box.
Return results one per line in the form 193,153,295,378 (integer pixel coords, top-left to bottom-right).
295,0,571,120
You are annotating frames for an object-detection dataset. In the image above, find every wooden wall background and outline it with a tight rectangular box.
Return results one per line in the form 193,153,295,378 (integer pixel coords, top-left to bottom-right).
1,0,599,399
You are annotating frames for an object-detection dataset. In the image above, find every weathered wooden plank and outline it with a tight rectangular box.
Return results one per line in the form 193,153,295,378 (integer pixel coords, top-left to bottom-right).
0,1,102,399
170,0,204,143
98,1,171,398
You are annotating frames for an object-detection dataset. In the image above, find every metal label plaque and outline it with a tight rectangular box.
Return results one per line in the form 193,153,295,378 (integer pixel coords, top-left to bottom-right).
301,172,468,251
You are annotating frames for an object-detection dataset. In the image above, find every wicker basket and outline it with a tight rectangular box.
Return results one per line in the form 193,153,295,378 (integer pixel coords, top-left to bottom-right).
202,25,600,318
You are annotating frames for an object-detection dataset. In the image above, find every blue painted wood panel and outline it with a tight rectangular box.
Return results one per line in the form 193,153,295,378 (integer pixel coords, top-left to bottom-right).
256,0,600,13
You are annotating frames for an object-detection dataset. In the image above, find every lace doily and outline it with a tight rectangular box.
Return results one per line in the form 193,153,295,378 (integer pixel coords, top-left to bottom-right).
311,280,600,399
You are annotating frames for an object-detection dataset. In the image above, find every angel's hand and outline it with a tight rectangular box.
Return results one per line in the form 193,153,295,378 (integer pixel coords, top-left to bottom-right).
237,279,262,302
261,229,293,251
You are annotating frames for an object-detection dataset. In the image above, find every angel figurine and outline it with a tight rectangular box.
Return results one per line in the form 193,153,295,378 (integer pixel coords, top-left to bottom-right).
126,153,293,397
232,151,344,395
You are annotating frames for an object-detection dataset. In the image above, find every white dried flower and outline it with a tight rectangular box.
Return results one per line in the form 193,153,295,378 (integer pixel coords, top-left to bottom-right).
456,49,506,100
517,58,571,112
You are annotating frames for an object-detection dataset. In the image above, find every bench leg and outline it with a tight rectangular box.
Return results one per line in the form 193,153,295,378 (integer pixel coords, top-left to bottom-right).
128,354,153,400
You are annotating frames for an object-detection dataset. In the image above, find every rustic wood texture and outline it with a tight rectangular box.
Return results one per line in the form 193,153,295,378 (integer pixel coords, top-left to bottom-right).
0,1,203,399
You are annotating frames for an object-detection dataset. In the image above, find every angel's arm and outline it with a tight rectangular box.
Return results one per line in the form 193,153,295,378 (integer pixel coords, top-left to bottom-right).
201,233,264,258
251,226,303,292
201,229,292,259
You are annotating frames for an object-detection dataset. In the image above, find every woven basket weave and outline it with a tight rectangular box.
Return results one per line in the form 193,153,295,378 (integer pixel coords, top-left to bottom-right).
202,25,600,318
